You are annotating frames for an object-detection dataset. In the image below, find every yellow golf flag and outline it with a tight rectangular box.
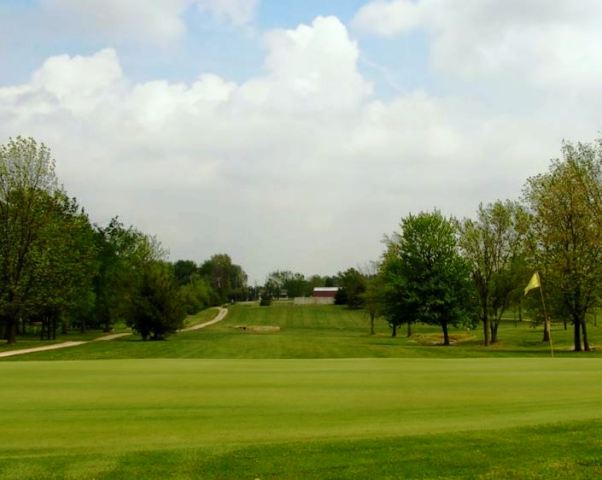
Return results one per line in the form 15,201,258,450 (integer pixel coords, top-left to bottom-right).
524,272,541,296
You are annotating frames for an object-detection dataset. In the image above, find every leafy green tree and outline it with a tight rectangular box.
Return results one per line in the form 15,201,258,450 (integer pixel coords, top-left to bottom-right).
337,268,367,309
173,260,199,286
380,242,415,337
180,276,215,314
92,219,158,332
259,278,277,306
0,137,61,343
28,193,98,338
524,140,602,351
265,270,308,298
459,200,530,345
362,274,384,335
127,261,185,340
199,254,247,302
385,211,476,345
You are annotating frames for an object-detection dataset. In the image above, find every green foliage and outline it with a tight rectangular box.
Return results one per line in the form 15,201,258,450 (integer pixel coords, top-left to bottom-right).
265,270,308,298
337,268,367,309
459,200,530,345
92,218,162,333
0,137,97,342
179,276,215,314
362,274,384,334
199,254,248,302
173,259,199,286
259,282,274,306
384,211,477,344
524,139,602,351
127,261,185,340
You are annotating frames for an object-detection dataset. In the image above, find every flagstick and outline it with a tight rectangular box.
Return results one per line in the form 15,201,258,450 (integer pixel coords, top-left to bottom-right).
538,282,554,357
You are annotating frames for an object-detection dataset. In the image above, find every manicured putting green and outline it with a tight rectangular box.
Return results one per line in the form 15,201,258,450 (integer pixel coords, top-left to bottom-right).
1,357,601,478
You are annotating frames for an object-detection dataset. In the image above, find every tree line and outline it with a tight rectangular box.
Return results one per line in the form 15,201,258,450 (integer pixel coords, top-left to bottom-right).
260,138,602,353
0,137,248,343
3,135,601,352
374,139,602,351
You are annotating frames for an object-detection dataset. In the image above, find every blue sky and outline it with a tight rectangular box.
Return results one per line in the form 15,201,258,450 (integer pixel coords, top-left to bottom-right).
1,0,601,280
0,0,431,97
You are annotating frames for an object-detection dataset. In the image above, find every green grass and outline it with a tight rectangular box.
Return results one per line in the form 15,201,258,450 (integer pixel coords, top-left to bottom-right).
9,303,601,361
0,357,601,479
0,329,113,353
2,304,601,478
182,307,220,328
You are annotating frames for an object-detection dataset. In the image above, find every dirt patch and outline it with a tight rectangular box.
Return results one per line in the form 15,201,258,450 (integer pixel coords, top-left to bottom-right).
233,325,281,334
411,333,476,346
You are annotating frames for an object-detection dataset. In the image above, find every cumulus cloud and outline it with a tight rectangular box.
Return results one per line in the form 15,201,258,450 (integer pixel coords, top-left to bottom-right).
352,0,602,90
0,15,597,280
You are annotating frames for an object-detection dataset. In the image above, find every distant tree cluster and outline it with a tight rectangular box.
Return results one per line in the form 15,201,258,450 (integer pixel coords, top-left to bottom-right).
174,254,249,310
0,137,248,343
260,269,368,309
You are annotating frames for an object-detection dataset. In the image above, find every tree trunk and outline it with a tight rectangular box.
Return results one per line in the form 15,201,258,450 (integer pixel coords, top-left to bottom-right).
573,319,582,351
407,322,412,337
490,322,499,344
518,301,522,322
370,314,375,335
542,319,550,343
582,319,590,352
482,315,490,346
442,321,450,346
5,319,17,344
391,324,397,337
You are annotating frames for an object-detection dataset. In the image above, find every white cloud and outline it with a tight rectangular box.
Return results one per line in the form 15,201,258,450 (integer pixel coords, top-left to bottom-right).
197,0,258,25
352,0,424,36
42,0,191,43
352,0,602,90
40,0,259,44
0,15,597,280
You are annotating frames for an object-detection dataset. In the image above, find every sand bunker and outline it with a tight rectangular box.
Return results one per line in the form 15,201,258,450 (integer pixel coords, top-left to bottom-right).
233,325,281,333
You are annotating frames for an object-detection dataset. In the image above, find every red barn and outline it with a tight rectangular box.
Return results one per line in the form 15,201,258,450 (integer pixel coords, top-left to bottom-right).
312,287,339,298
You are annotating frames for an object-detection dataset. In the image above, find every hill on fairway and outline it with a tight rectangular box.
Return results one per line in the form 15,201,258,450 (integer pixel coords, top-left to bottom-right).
8,302,602,361
1,303,601,479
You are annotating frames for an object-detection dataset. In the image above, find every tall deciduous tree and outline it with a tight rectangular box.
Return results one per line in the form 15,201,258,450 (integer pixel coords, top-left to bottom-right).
264,270,308,298
362,274,384,335
93,219,157,332
459,200,529,345
28,193,98,338
199,254,247,302
0,137,60,343
524,140,602,352
385,211,476,345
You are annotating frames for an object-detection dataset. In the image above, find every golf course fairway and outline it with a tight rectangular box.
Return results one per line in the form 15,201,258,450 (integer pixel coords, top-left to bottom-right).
1,357,601,479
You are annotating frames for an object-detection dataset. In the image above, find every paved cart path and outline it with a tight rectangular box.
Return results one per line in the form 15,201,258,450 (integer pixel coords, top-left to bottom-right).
0,332,132,359
180,307,228,332
0,308,228,358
